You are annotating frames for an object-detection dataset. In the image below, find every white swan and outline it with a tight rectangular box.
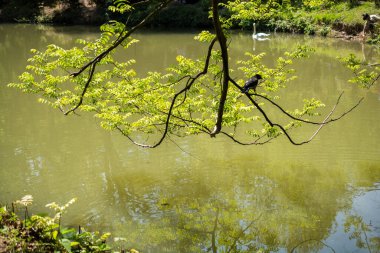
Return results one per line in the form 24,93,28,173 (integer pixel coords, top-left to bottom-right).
252,23,270,40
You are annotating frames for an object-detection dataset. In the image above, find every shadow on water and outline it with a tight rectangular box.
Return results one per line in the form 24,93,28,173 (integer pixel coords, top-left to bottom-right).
0,24,380,252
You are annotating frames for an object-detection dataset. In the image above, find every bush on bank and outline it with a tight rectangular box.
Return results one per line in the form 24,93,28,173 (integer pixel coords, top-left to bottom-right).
0,196,135,253
227,1,379,38
0,0,379,36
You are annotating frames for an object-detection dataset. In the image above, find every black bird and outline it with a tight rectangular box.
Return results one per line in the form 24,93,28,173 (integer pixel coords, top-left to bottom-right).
242,74,262,93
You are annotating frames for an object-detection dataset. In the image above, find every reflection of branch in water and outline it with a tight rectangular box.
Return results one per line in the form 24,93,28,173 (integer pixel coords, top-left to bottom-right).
363,227,373,253
224,213,264,253
167,135,202,161
345,214,375,253
226,219,256,253
361,42,367,62
211,208,219,253
290,239,336,253
361,43,380,68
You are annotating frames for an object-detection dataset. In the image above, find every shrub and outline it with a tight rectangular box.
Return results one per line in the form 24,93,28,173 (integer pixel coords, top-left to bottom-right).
0,196,131,253
0,0,40,22
319,25,330,36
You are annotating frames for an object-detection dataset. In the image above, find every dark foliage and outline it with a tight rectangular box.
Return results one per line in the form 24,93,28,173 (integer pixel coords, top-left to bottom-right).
0,208,57,252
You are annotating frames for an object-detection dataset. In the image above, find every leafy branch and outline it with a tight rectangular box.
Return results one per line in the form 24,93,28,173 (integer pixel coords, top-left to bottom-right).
339,54,380,89
72,0,172,77
64,0,173,115
9,0,368,148
115,37,217,148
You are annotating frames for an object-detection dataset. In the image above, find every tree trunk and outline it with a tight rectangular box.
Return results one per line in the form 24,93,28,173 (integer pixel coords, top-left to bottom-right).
210,0,230,137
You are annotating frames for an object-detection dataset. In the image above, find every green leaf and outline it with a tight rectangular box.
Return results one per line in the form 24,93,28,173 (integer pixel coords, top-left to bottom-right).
70,241,79,247
52,230,58,240
60,238,72,253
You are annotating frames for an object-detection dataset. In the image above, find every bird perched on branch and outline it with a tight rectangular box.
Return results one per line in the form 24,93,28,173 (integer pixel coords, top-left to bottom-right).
242,74,262,93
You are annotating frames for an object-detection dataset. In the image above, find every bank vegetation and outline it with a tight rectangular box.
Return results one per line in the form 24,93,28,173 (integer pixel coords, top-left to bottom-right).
0,0,379,42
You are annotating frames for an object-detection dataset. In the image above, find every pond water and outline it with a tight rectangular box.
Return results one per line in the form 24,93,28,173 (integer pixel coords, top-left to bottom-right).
0,24,380,252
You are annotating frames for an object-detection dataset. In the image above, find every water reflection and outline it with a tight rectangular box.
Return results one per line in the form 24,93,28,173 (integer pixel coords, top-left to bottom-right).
0,24,380,252
94,155,380,252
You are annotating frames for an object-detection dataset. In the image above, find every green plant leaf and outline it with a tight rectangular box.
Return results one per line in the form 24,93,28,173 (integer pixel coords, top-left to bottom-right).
60,238,72,253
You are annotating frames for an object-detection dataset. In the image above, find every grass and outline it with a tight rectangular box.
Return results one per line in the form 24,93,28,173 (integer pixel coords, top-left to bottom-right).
268,1,380,38
304,2,378,26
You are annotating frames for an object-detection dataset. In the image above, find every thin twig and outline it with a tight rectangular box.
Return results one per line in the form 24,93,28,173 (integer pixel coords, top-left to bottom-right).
229,77,364,145
272,93,339,145
166,135,202,161
220,131,273,145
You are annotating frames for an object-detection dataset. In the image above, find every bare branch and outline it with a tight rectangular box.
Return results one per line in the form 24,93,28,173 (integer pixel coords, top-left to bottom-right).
273,97,337,146
255,92,363,125
253,93,328,125
220,131,273,145
228,77,364,145
271,92,362,145
231,77,363,126
325,96,364,122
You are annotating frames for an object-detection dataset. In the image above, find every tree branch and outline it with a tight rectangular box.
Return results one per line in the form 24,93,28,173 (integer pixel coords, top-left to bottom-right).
210,0,230,137
220,131,273,145
65,0,173,115
228,77,364,145
63,59,99,115
71,0,173,78
116,38,217,147
58,0,366,148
